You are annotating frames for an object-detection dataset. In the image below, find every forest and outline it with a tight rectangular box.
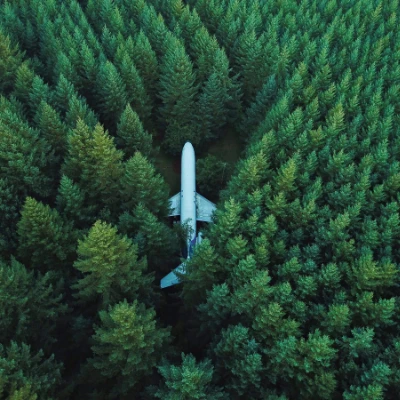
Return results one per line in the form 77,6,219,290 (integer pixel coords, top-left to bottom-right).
1,0,400,398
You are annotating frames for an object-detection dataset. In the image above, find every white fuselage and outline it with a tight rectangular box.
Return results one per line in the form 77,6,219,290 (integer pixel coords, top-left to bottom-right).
181,142,197,257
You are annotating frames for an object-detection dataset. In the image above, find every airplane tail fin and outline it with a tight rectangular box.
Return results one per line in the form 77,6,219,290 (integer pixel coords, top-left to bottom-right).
160,262,186,289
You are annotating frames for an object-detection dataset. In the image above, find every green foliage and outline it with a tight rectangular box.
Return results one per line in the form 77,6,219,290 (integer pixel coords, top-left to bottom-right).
1,0,400,398
0,257,67,350
196,155,232,201
16,197,78,272
116,104,153,159
88,299,171,398
120,151,170,217
95,60,127,126
159,39,199,154
0,342,62,399
72,220,152,309
0,31,24,94
153,353,227,399
62,119,124,211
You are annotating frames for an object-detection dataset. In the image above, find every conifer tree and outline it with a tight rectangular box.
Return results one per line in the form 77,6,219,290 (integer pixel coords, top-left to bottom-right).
131,29,159,103
159,40,199,154
0,30,24,94
12,62,35,117
196,49,233,141
95,60,127,128
0,342,62,400
120,152,169,217
0,257,67,350
16,197,78,273
116,52,152,128
55,175,97,228
87,299,171,398
153,353,227,399
116,104,153,159
0,109,53,198
118,204,176,270
72,220,152,309
62,120,124,212
33,101,68,157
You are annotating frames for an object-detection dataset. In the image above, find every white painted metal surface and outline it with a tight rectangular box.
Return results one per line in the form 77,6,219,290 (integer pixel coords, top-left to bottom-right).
180,142,197,252
162,142,217,288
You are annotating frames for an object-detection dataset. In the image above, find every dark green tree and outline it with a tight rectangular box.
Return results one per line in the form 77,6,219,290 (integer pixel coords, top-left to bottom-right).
0,257,67,350
196,155,232,201
116,104,153,160
158,39,199,154
0,341,62,400
120,151,169,217
95,60,127,128
16,197,78,273
0,30,24,94
86,299,171,398
72,220,153,309
152,353,227,399
62,119,124,213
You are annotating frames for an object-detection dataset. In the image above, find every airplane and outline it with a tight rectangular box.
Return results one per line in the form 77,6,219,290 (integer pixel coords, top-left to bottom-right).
160,142,216,288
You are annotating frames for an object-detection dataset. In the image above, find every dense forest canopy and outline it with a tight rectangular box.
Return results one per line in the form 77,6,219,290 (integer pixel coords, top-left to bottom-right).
1,0,400,398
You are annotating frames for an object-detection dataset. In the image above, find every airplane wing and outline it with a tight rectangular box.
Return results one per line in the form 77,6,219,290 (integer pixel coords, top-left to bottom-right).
196,193,216,222
160,262,186,288
168,192,181,216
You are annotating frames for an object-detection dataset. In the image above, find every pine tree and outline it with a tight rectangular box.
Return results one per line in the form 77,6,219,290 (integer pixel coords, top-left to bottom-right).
196,50,233,141
0,108,53,198
72,220,152,309
153,353,227,399
130,29,159,102
120,204,176,269
62,119,124,211
158,40,199,154
0,257,67,350
55,175,96,228
120,152,169,217
33,101,68,156
12,62,35,117
87,299,171,398
0,30,24,94
0,341,62,399
16,197,78,273
116,52,152,128
95,60,127,128
115,104,153,159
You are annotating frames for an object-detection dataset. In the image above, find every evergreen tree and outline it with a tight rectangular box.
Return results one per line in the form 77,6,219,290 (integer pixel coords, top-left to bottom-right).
0,341,62,399
86,299,171,398
72,220,152,309
120,151,169,217
196,155,232,201
118,204,177,270
196,48,233,142
0,257,67,350
33,101,68,157
16,197,78,273
12,62,35,118
116,104,153,159
152,353,227,399
0,30,24,94
56,175,96,228
62,119,124,212
115,52,152,129
158,39,199,154
0,108,53,198
95,60,127,128
130,29,159,103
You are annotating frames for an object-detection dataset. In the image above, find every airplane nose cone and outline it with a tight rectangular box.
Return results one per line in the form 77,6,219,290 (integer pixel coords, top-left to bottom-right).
183,141,194,151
